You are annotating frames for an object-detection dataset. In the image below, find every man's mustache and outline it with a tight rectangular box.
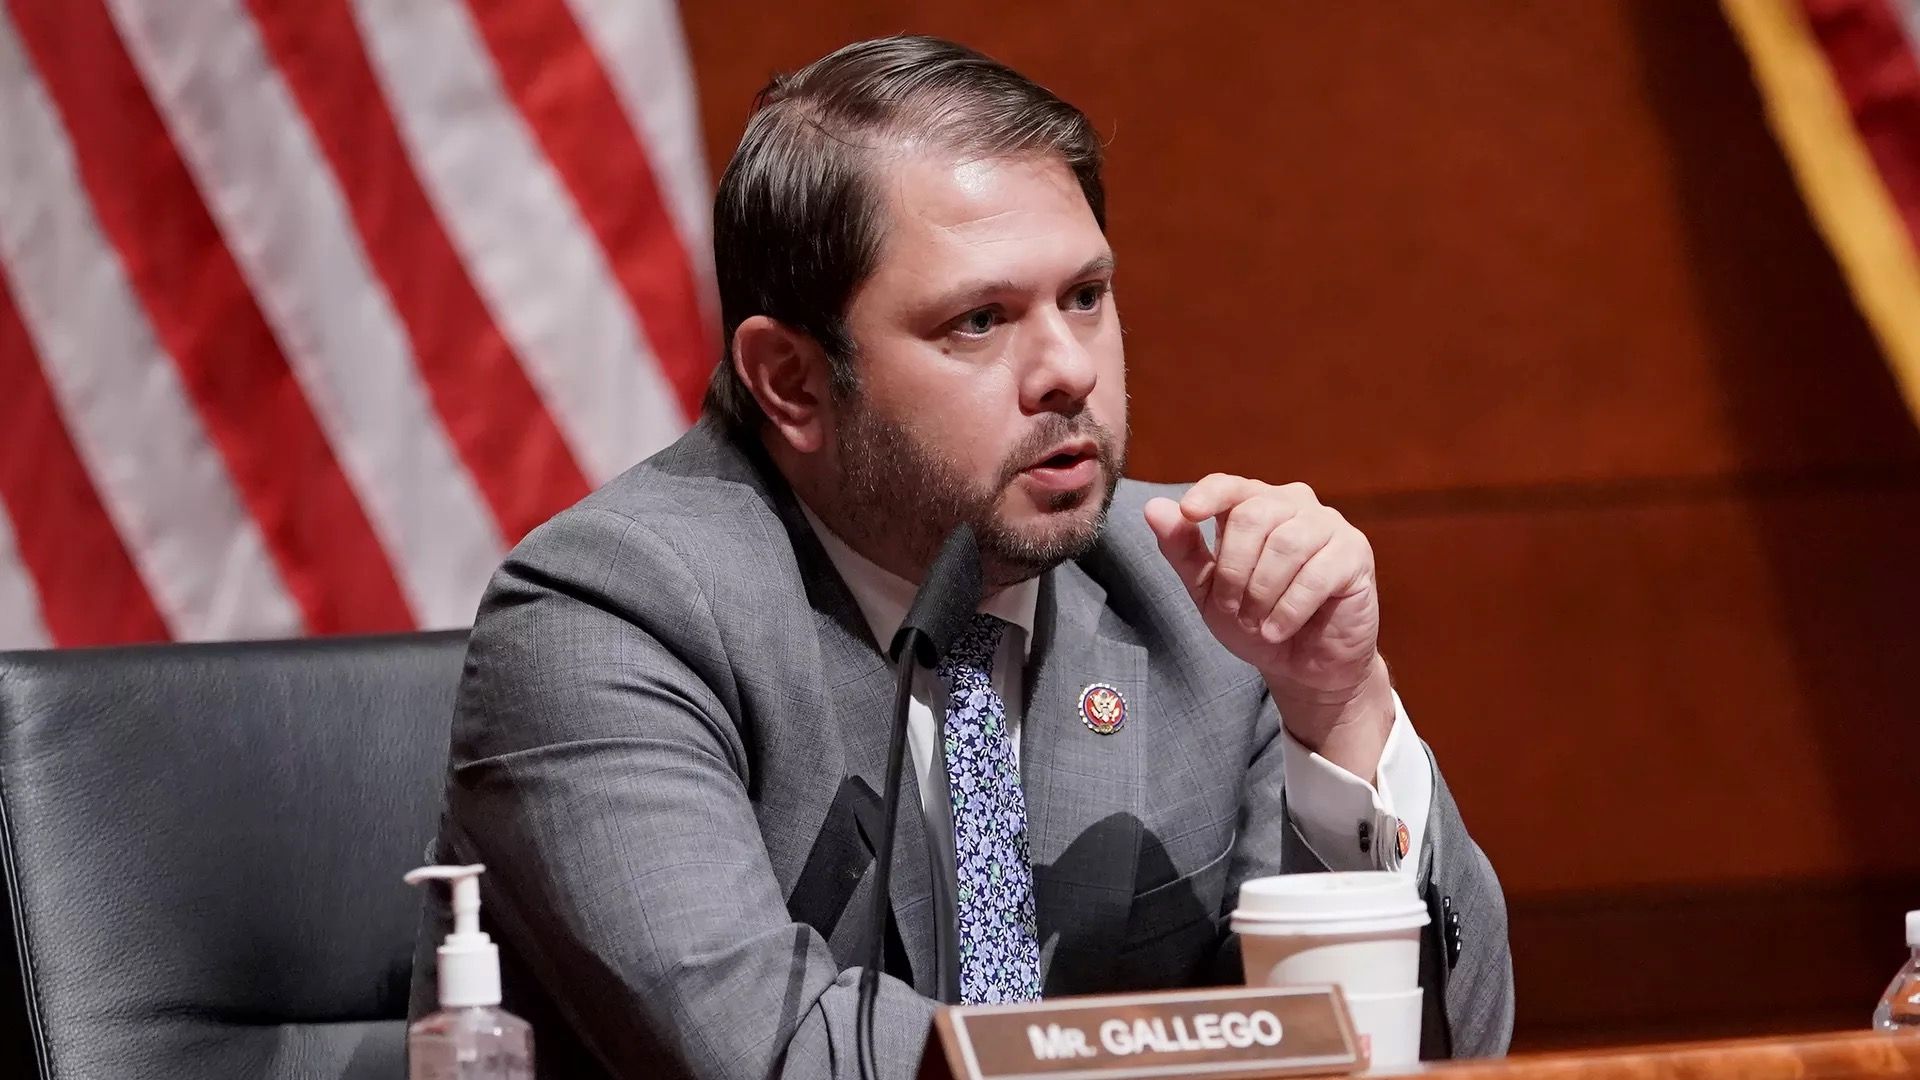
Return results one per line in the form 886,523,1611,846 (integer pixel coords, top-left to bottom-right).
994,414,1121,489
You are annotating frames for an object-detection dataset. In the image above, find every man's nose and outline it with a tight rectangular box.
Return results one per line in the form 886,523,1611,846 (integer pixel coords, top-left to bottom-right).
1018,308,1098,413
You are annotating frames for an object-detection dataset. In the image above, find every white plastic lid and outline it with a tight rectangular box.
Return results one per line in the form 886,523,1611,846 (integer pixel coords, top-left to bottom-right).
1906,909,1920,947
1232,871,1429,935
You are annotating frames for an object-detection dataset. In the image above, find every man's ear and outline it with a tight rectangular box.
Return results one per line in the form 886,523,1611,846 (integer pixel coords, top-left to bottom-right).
733,315,833,454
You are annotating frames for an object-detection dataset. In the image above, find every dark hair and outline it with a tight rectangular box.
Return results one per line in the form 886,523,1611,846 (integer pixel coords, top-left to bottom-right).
704,35,1107,428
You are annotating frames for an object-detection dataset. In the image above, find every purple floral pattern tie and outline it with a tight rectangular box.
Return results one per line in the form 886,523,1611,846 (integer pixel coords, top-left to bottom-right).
937,614,1042,1005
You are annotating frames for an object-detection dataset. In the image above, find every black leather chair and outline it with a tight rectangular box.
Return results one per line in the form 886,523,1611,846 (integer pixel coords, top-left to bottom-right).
0,632,467,1080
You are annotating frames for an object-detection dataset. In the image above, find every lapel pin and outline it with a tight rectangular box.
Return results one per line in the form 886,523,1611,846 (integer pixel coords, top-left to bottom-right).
1078,683,1127,735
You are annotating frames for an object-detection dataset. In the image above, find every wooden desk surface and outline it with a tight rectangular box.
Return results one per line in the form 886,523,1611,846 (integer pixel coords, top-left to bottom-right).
1410,1031,1920,1079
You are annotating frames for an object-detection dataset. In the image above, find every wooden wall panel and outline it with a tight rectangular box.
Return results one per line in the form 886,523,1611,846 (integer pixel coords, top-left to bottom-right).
1360,487,1920,893
685,1,1920,496
1507,876,1920,1047
680,0,1920,1050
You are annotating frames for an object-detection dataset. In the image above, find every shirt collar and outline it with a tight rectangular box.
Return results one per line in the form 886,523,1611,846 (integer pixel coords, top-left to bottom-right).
799,502,1039,661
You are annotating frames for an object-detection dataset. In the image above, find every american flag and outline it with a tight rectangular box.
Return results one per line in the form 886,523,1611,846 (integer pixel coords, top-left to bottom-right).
0,0,713,649
1724,0,1920,424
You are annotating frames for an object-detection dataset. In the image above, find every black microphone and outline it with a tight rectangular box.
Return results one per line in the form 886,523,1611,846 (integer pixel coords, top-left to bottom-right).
858,526,981,1080
889,526,985,667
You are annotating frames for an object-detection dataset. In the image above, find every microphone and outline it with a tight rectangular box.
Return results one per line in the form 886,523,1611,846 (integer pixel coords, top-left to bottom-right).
858,526,981,1080
889,526,985,667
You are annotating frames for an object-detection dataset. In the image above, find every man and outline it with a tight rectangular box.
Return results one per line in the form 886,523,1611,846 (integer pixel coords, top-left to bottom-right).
414,35,1513,1079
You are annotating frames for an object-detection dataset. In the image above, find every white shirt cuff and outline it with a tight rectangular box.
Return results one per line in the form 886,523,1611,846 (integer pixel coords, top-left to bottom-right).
1279,691,1433,874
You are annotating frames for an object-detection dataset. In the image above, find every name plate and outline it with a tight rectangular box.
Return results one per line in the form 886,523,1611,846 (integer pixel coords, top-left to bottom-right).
929,985,1362,1080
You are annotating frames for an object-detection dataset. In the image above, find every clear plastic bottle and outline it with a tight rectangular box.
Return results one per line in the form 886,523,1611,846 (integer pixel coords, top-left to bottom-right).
408,1004,533,1080
1872,909,1920,1032
406,865,535,1079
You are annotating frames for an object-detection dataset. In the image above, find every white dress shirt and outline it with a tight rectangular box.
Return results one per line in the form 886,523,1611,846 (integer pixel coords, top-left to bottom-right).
801,506,1433,873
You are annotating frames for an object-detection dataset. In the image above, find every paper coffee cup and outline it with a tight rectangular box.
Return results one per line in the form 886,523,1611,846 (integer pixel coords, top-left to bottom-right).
1346,988,1423,1071
1231,872,1428,1066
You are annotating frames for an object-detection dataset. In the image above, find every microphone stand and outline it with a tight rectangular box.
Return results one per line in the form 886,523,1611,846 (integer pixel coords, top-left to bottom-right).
923,712,963,1004
857,527,979,1080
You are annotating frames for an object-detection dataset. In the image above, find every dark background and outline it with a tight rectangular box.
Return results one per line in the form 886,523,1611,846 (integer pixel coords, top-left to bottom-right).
681,1,1920,1050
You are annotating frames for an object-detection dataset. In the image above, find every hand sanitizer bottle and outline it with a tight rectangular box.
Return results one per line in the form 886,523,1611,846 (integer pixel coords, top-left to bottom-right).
1873,909,1920,1032
407,865,534,1078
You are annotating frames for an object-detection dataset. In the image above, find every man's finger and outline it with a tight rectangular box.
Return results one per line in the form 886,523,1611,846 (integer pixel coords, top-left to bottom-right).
1238,513,1335,628
1206,500,1294,623
1178,473,1267,522
1145,496,1213,599
1261,543,1363,644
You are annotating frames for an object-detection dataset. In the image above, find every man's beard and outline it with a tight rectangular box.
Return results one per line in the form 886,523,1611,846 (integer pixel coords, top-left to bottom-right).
828,394,1126,587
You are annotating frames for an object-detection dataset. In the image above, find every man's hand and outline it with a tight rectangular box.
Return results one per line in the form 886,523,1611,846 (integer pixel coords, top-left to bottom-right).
1145,475,1394,779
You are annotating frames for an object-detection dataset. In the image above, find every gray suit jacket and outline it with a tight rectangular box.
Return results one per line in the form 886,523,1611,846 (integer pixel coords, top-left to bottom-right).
412,419,1514,1079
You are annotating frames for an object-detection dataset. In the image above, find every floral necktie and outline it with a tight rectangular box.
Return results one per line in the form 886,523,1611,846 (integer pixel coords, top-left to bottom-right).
937,614,1042,1004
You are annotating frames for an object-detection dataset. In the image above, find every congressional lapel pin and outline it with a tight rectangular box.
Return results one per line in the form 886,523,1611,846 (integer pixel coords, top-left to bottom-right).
1078,683,1126,735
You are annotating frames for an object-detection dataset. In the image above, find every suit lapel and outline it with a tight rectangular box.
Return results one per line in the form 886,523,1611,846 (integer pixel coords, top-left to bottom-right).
1022,562,1147,990
786,496,941,996
691,425,942,990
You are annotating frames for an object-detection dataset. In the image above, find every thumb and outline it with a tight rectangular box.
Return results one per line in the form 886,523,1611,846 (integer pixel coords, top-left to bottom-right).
1145,497,1214,598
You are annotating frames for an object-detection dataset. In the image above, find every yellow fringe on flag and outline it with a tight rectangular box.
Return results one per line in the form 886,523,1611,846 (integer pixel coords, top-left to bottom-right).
1721,0,1920,427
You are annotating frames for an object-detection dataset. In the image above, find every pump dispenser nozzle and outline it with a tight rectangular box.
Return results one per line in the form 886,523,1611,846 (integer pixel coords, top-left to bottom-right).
406,864,501,1009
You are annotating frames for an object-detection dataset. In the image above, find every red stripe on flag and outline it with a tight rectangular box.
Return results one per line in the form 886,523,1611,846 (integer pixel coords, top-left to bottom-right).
466,0,713,419
0,266,171,646
248,0,593,543
1801,0,1920,247
8,0,413,634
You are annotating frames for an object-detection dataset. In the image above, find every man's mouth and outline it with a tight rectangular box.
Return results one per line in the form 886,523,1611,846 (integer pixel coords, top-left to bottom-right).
1018,439,1100,492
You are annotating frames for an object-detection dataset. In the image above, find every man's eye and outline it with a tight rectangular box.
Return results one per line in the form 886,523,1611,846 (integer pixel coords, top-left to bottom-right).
956,309,999,335
1069,283,1106,311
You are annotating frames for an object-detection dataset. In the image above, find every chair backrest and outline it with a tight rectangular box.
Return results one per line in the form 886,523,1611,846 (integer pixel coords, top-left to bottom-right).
0,632,467,1080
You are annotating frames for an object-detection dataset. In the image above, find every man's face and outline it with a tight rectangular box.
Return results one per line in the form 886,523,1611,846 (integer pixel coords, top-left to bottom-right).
825,149,1128,586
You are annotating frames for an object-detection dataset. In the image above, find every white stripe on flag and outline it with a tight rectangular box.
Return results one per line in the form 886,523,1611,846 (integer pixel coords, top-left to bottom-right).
0,12,302,641
351,0,686,483
563,0,716,293
104,0,506,628
0,503,52,650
